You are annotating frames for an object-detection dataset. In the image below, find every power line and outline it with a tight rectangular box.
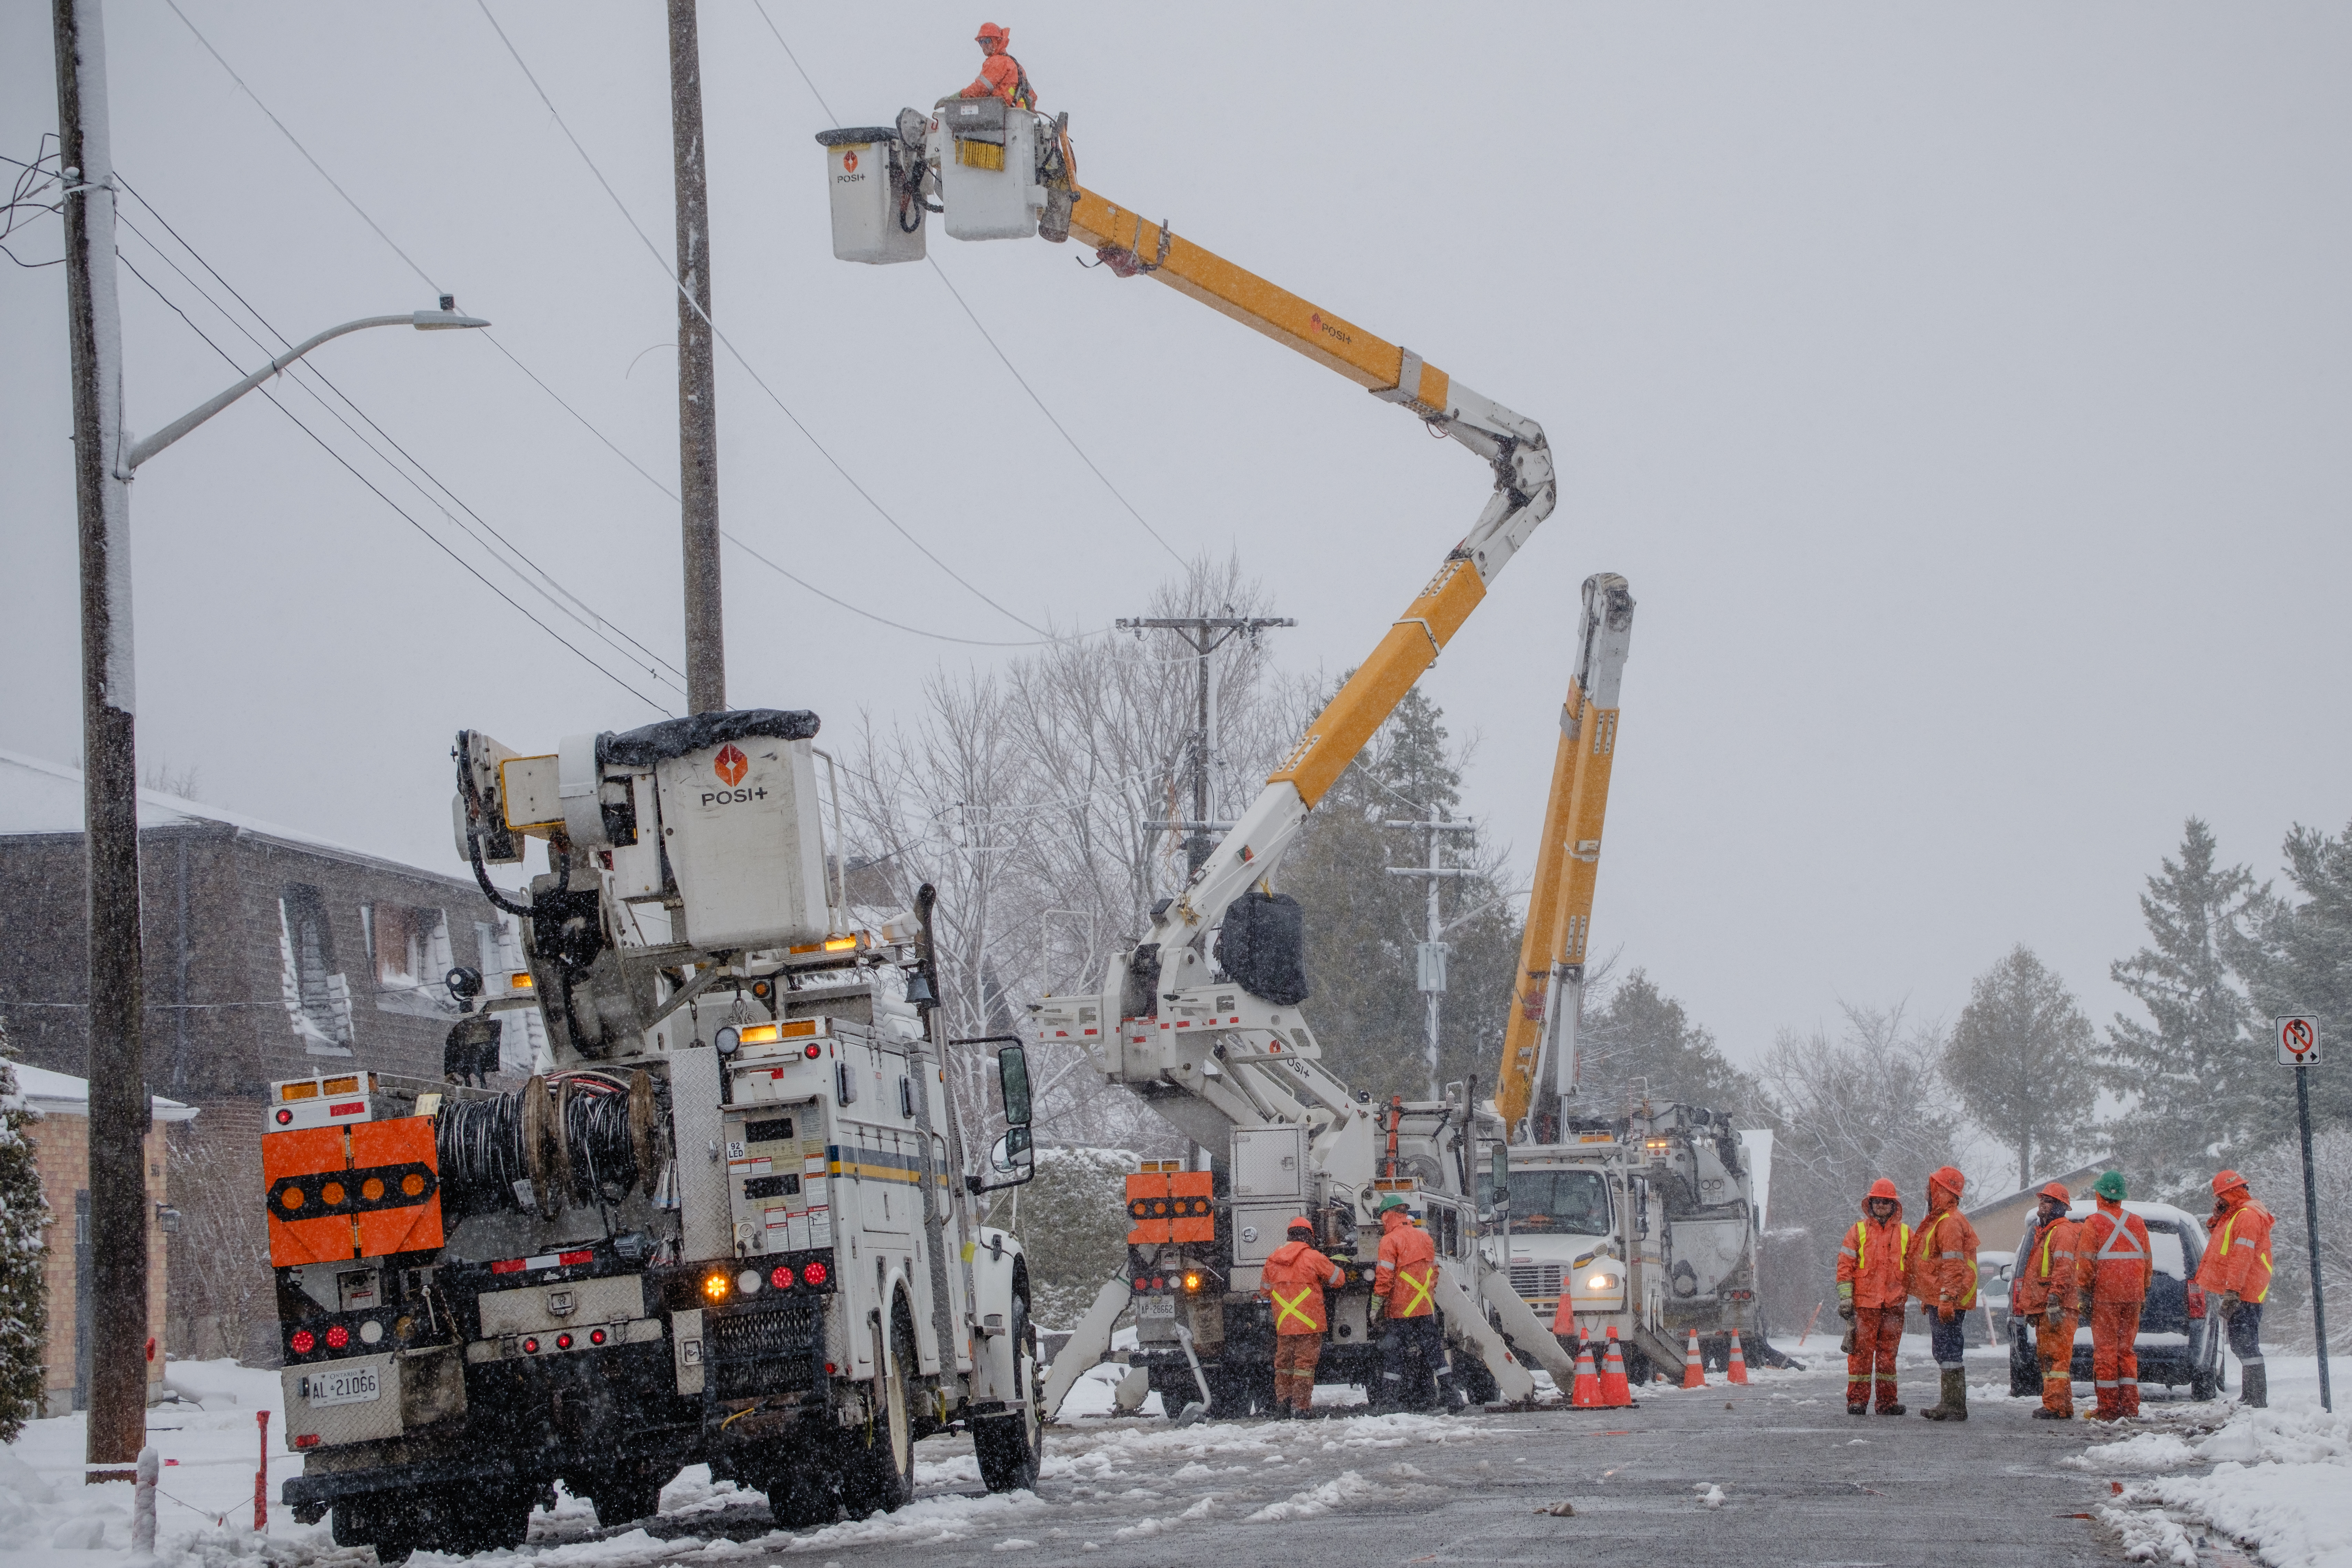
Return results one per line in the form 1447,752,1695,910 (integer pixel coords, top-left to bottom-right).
115,250,671,714
111,192,688,694
746,5,1190,571
160,0,1102,656
473,0,1063,641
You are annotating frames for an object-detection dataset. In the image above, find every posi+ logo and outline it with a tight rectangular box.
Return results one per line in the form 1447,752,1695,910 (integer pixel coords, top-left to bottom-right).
713,745,748,786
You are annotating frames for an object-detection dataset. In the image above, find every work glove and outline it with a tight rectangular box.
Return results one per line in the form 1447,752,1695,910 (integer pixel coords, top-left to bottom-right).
2220,1290,2242,1313
1837,1303,1854,1322
1937,1306,1957,1325
2078,1291,2095,1317
1840,1324,1856,1355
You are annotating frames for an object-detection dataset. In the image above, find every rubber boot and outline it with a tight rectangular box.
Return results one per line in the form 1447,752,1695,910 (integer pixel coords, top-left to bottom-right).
1436,1370,1466,1413
1918,1368,1968,1421
2242,1365,2267,1409
1847,1402,1869,1416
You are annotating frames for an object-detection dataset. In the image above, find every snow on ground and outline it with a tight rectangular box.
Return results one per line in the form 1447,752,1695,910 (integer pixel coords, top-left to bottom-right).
2066,1356,2352,1568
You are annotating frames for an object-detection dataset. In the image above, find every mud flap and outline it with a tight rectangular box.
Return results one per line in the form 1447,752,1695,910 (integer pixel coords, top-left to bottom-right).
1432,1259,1536,1402
1040,1276,1132,1420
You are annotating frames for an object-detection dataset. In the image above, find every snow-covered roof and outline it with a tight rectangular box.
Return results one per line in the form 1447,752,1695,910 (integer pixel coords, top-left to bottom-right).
0,747,463,885
4,1060,199,1122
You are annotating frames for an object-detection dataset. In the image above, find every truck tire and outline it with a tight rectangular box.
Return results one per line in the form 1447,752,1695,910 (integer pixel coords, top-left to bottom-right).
976,1288,1045,1493
580,1465,671,1528
843,1299,918,1518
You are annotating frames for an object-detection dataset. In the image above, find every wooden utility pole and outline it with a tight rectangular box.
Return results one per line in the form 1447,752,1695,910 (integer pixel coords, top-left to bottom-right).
52,0,148,1480
1120,614,1294,876
669,0,724,713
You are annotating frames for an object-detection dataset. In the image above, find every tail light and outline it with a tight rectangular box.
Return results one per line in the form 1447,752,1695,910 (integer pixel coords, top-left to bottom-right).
2187,1283,2206,1320
324,1324,350,1350
289,1329,316,1355
522,1337,542,1354
770,1265,796,1290
802,1261,828,1287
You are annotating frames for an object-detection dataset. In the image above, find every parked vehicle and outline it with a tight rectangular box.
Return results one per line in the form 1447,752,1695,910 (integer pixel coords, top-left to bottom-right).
2002,1201,2214,1400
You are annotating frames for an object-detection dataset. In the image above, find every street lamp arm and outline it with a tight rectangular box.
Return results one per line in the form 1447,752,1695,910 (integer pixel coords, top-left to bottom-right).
123,307,489,472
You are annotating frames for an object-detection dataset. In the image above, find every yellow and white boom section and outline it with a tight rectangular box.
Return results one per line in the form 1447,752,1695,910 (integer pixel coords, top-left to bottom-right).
1494,575,1634,1140
818,105,1554,1116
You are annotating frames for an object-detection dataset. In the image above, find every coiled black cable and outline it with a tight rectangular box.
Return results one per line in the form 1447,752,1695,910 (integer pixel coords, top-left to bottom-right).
435,1073,647,1218
435,1093,530,1216
557,1072,640,1202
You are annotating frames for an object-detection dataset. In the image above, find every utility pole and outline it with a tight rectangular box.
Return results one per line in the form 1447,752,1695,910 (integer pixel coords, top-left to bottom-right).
53,0,146,1482
669,0,724,713
1387,820,1477,1098
1120,613,1293,876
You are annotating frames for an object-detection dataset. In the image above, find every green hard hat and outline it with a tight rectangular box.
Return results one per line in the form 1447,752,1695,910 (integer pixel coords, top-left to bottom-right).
2093,1170,2126,1201
1376,1194,1410,1214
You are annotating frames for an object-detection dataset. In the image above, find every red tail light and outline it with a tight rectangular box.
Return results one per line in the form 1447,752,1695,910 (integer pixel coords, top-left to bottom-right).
770,1265,795,1290
589,1328,608,1346
289,1329,315,1355
295,1434,320,1449
802,1261,828,1286
2187,1283,2206,1320
555,1333,574,1350
324,1324,350,1350
522,1337,541,1354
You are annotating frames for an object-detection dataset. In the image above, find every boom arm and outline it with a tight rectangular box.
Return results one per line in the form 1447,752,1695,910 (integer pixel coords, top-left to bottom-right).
1065,190,1558,965
1495,575,1634,1135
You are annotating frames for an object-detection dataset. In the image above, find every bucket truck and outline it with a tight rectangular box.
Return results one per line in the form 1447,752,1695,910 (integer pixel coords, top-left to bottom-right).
1483,581,1774,1384
816,98,1587,1416
267,712,1044,1558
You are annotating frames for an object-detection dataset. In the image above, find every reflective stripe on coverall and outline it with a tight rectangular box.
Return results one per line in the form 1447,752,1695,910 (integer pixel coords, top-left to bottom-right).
1374,1210,1438,1319
2196,1180,2276,1372
2016,1212,2084,1415
1907,1166,1979,1371
1836,1178,1910,1410
2077,1200,2152,1417
1261,1235,1344,1413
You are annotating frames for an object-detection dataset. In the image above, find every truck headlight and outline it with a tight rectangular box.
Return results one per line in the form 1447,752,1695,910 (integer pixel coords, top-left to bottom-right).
1586,1273,1619,1291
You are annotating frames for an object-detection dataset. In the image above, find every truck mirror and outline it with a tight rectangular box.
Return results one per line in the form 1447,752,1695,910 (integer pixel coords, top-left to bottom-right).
988,1125,1034,1182
997,1045,1032,1127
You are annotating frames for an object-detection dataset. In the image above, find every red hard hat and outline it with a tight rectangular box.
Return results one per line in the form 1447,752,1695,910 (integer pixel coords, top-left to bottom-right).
1867,1177,1899,1201
2039,1182,2073,1204
2213,1169,2249,1199
976,22,1009,44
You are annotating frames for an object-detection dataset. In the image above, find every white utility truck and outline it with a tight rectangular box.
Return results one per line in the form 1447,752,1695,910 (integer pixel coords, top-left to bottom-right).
267,711,1043,1558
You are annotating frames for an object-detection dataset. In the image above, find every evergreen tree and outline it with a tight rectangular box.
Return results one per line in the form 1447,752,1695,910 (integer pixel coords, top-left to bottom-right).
1281,685,1521,1100
1943,945,2098,1191
1576,969,1752,1112
2230,818,2352,1131
2101,819,2267,1203
0,1025,50,1442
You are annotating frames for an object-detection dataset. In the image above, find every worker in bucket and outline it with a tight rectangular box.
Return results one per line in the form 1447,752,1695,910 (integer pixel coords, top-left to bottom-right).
1909,1164,1979,1422
2076,1170,2153,1420
1371,1195,1461,1412
1835,1177,1911,1415
959,22,1037,109
2196,1169,2276,1408
1259,1217,1346,1419
2010,1182,2084,1419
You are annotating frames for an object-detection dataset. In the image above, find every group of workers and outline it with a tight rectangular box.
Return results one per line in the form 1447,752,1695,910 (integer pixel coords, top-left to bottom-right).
1258,1193,1454,1419
1839,1164,2276,1423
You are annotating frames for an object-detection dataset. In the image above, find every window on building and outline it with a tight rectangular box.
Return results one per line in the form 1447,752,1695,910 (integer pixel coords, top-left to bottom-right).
363,903,455,1018
278,884,353,1054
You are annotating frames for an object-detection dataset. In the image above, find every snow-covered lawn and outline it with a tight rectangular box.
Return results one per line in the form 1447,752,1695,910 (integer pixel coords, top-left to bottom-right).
2067,1355,2351,1568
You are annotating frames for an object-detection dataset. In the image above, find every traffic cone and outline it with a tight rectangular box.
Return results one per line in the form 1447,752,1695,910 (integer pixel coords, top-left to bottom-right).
1598,1327,1633,1407
1727,1335,1750,1386
1682,1329,1707,1390
1570,1339,1602,1407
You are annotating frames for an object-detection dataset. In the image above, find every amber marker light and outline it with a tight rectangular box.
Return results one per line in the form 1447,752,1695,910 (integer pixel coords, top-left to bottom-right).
702,1271,731,1302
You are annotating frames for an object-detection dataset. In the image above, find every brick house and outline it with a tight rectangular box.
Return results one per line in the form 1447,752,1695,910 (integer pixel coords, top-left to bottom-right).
7,1061,197,1415
0,749,539,1363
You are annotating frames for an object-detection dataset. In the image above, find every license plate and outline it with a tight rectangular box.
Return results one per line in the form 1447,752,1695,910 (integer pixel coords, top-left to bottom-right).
307,1365,381,1407
1138,1296,1176,1319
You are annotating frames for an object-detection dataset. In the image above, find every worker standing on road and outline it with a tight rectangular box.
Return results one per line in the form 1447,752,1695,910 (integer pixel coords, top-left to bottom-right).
1260,1218,1346,1420
2195,1170,2276,1409
2076,1170,2153,1420
1372,1196,1461,1412
1909,1164,1980,1422
958,22,1037,108
2010,1182,2084,1420
1835,1177,1912,1416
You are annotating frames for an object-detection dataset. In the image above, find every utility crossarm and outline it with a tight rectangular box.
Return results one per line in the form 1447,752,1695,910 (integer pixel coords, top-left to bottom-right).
1494,574,1635,1137
1062,191,1557,972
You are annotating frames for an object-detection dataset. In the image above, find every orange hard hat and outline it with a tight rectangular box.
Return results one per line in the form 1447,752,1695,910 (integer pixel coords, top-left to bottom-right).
2039,1182,2073,1204
976,22,1009,44
1286,1216,1313,1232
1929,1164,1966,1198
1867,1177,1900,1201
2213,1169,2249,1199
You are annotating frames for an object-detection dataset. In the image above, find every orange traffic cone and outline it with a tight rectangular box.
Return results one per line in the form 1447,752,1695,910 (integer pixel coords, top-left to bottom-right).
1727,1335,1750,1386
1570,1338,1602,1407
1682,1329,1707,1390
1598,1326,1633,1407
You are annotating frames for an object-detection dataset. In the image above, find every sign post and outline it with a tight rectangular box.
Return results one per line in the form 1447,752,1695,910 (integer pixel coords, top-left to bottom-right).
2274,1016,2331,1412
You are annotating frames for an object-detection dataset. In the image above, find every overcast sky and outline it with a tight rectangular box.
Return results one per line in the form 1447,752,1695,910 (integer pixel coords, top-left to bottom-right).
6,3,2349,1072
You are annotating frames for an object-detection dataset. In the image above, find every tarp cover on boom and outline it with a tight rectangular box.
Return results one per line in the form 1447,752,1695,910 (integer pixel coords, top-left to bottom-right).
1220,889,1310,1006
596,709,821,766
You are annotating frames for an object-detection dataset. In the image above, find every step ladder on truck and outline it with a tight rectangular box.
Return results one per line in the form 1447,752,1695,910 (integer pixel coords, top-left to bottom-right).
267,711,1046,1558
815,95,1592,1415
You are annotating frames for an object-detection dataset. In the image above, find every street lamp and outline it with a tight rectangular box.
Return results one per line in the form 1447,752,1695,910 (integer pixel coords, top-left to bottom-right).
121,297,489,473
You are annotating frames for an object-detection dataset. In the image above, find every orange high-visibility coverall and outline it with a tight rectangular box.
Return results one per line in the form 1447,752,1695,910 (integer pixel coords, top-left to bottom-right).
2076,1199,2152,1418
2196,1185,2276,1306
2011,1189,2083,1416
1373,1209,1438,1319
1835,1177,1910,1411
1261,1233,1344,1414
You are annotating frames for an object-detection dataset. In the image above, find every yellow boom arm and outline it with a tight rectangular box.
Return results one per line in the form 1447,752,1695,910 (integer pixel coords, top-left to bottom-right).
1495,575,1634,1134
1060,190,1558,972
